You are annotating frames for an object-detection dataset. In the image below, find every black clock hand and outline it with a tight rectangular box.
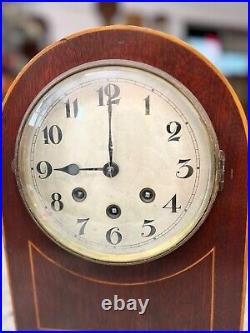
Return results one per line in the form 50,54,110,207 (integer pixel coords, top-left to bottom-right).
54,164,103,176
108,109,113,165
107,86,114,170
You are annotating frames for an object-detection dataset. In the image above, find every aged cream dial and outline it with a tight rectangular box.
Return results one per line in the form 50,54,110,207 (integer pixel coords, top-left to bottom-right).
15,60,220,264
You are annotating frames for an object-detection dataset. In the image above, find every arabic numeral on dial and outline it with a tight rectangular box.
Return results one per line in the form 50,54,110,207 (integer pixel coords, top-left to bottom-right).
43,125,62,144
65,98,78,118
51,193,63,211
163,194,181,212
77,218,89,236
106,227,122,245
36,161,52,179
144,95,150,115
97,83,120,106
97,86,104,106
141,220,156,237
166,121,181,141
176,159,194,178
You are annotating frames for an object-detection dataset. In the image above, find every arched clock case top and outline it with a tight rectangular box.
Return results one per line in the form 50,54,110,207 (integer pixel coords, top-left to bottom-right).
3,25,247,330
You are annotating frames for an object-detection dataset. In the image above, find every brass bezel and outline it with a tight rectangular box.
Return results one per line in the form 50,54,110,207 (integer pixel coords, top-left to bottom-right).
14,59,221,265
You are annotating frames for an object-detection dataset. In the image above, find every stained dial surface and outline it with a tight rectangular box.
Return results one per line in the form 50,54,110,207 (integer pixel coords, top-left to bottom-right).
16,64,218,263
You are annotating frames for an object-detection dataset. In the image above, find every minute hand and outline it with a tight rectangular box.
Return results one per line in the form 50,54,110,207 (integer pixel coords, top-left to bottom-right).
108,101,113,166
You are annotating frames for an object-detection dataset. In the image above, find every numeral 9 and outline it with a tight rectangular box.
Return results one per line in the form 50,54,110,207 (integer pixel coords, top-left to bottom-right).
36,161,52,179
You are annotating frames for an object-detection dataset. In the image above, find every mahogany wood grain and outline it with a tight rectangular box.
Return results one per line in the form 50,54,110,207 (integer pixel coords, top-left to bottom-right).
3,25,247,330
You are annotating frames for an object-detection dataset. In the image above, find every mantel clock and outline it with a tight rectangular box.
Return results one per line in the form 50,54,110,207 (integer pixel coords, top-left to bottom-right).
3,25,247,330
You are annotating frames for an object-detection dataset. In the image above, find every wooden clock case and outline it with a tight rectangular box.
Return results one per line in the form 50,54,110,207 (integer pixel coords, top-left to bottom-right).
2,25,247,330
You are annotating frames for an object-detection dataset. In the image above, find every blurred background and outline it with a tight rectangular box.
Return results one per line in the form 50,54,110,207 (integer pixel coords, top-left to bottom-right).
2,2,248,112
2,2,248,331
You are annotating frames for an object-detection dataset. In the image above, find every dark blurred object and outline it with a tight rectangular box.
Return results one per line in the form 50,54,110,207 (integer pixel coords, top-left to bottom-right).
186,24,248,115
3,4,49,78
21,16,48,59
125,13,142,27
96,2,119,25
186,25,248,77
153,14,169,32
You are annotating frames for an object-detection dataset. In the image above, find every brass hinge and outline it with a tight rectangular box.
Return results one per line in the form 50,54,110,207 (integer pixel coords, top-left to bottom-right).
218,150,225,191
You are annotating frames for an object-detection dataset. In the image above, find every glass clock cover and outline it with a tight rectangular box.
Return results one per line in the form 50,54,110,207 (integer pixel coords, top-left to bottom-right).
15,60,220,264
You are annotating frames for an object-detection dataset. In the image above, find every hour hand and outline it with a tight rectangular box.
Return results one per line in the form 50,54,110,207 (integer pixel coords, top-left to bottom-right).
54,164,103,176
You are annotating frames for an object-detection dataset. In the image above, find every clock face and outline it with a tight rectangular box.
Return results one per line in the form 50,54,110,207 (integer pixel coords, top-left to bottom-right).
15,60,219,264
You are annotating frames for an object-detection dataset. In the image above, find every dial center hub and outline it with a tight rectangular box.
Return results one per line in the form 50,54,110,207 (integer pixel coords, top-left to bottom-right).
103,162,119,178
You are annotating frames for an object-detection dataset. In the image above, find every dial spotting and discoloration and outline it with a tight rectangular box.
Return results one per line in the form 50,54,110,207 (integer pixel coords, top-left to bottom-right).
16,62,219,264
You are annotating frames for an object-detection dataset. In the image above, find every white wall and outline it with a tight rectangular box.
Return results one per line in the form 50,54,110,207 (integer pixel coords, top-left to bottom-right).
17,2,247,43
